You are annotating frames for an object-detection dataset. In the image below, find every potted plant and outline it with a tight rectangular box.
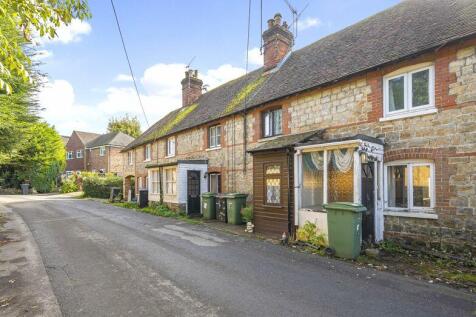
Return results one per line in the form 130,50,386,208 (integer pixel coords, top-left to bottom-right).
241,206,254,233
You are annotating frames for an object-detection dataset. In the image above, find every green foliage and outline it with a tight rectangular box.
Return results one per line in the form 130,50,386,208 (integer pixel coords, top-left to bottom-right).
241,206,253,223
297,221,326,247
82,173,122,199
60,176,79,193
223,76,266,114
153,103,198,138
0,0,91,93
107,114,141,138
30,160,62,193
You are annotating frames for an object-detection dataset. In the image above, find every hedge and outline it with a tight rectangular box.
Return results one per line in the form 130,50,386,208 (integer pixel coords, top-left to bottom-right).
82,173,122,198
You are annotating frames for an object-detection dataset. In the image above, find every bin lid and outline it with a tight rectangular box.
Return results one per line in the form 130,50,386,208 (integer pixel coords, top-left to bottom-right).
323,202,367,213
201,192,216,197
224,193,248,198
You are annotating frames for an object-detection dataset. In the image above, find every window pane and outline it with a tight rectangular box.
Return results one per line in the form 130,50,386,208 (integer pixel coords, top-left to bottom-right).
387,165,408,208
263,112,271,137
412,69,429,107
273,109,282,135
216,126,221,146
412,165,431,207
266,165,280,174
388,76,405,112
302,152,324,210
266,178,280,204
328,149,354,203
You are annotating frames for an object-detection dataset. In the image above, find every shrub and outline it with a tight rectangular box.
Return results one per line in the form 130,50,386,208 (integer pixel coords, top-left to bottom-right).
297,221,326,247
31,161,62,193
241,206,253,223
60,177,79,193
82,173,122,198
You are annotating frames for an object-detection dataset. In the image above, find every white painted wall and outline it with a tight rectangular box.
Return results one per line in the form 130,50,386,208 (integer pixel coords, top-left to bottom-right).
177,163,208,204
298,210,328,244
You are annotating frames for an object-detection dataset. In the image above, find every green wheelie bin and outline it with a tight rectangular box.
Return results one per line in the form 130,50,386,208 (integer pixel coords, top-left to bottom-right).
225,193,248,225
201,192,216,220
324,202,367,259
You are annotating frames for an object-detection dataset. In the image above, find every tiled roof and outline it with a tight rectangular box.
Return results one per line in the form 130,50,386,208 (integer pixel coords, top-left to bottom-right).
61,135,70,145
75,131,101,145
86,132,135,148
124,0,476,151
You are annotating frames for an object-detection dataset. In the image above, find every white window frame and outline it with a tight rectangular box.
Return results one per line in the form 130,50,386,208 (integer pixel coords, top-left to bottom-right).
76,149,83,158
166,137,175,157
384,160,435,212
383,65,435,118
164,167,176,195
262,108,283,138
128,151,133,165
67,151,74,160
149,170,160,194
99,146,106,157
144,144,151,161
208,125,221,149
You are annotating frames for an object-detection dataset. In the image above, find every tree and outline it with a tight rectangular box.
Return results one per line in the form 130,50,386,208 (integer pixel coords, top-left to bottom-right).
107,114,141,138
0,0,91,93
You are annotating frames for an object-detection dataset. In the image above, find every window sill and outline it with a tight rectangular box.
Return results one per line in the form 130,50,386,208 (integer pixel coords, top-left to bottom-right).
144,159,151,162
383,210,438,219
206,146,222,152
165,155,175,159
380,108,437,122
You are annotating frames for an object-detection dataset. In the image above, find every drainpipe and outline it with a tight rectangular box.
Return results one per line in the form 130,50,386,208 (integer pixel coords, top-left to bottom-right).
159,166,164,205
287,147,292,237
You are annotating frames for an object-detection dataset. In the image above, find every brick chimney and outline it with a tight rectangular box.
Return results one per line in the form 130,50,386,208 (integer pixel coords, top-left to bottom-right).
181,69,203,107
262,13,294,70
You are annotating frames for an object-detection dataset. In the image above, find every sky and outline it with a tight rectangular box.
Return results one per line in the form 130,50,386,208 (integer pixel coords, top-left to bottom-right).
36,0,400,136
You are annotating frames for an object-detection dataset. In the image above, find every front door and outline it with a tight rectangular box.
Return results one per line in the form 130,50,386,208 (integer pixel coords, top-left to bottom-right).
187,170,201,215
361,163,375,242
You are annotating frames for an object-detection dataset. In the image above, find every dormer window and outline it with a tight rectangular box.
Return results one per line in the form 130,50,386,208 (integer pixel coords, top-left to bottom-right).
262,108,282,138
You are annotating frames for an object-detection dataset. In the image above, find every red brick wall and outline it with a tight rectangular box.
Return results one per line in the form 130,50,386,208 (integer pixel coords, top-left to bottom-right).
65,132,86,172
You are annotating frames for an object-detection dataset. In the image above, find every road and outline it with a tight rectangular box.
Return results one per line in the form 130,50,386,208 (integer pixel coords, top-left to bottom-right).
1,195,475,317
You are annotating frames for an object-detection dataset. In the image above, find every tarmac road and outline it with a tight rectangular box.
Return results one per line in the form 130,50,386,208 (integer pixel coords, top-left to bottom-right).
2,194,475,317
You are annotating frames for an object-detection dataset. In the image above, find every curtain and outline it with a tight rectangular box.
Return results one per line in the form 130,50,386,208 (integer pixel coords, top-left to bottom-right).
332,148,353,172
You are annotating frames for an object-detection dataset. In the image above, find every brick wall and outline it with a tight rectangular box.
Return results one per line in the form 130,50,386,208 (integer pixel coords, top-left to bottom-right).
65,132,86,171
126,39,476,249
86,147,107,172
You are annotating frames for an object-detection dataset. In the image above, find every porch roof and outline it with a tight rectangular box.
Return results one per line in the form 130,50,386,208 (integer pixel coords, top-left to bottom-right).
248,130,324,153
296,134,384,148
145,159,208,169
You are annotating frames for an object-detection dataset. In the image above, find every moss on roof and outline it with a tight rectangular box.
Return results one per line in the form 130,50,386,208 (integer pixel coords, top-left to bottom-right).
151,103,198,139
222,76,267,115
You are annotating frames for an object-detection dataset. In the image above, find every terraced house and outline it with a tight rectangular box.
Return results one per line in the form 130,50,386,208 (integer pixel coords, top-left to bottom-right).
122,0,476,251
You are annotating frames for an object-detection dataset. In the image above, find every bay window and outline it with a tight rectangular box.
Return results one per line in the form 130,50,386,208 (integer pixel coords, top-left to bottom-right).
383,65,434,118
385,161,434,210
262,108,282,138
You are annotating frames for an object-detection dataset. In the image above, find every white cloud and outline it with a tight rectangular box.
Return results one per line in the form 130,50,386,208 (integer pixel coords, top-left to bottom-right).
114,74,133,82
38,79,104,135
37,19,92,45
247,47,263,67
297,17,322,31
202,64,246,89
39,63,247,135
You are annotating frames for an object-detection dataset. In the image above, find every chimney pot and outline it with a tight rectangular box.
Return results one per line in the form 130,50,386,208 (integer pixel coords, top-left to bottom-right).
262,13,294,70
181,69,203,107
267,19,275,29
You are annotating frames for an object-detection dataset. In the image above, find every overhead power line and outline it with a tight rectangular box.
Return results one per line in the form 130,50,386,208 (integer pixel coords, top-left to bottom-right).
110,0,150,128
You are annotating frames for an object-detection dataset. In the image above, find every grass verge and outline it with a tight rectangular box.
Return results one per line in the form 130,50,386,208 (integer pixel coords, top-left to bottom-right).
108,201,202,225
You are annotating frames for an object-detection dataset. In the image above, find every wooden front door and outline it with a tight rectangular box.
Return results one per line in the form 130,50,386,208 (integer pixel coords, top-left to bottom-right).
361,162,375,242
187,170,201,215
